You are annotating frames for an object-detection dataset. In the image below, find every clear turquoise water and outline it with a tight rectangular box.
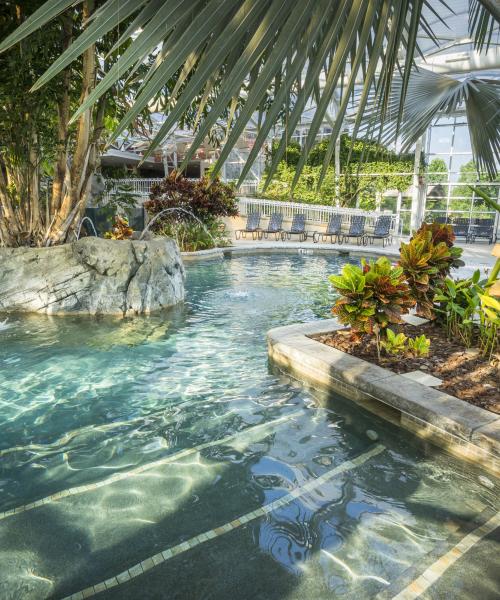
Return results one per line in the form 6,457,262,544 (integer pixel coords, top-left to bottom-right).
0,253,498,600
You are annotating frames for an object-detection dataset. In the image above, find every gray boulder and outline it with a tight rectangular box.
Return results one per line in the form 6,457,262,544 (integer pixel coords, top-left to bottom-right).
0,237,185,316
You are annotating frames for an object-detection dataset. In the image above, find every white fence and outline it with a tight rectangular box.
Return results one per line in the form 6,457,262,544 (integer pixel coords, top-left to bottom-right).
104,177,259,200
237,197,396,231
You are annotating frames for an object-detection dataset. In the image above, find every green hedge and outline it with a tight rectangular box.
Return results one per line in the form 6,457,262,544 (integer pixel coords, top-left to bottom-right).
261,135,415,208
260,161,413,209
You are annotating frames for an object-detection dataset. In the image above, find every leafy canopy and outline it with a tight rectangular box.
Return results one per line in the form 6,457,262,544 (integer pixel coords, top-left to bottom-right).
1,0,499,188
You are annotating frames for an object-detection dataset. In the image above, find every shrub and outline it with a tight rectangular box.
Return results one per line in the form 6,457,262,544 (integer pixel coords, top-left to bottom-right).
144,172,238,250
146,171,238,223
329,257,415,336
434,272,482,347
399,222,464,319
153,220,230,252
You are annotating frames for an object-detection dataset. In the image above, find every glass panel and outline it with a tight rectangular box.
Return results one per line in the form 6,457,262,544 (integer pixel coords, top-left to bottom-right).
452,126,472,153
428,126,453,154
449,155,475,182
380,196,397,211
425,210,448,223
426,156,449,183
425,198,447,211
426,183,449,198
449,196,472,212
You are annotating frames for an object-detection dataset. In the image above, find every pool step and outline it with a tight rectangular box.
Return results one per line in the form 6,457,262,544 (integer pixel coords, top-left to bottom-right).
61,444,387,599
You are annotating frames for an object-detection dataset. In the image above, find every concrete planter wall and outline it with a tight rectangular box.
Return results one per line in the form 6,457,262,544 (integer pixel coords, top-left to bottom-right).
268,319,500,476
0,237,185,316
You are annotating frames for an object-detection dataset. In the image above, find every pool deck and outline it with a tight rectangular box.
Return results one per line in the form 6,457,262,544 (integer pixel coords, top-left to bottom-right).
267,319,500,477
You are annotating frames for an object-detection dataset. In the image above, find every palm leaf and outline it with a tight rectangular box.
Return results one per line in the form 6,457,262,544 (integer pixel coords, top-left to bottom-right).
361,68,500,179
0,0,498,185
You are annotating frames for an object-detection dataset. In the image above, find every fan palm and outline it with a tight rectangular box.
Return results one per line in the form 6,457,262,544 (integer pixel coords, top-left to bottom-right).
358,68,500,181
1,0,499,192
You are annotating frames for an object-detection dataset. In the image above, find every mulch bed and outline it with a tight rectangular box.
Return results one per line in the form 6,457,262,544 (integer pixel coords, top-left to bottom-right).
314,322,500,414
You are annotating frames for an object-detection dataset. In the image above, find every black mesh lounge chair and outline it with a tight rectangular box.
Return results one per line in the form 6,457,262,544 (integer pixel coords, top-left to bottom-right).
367,215,393,247
451,217,472,242
235,212,261,240
259,213,284,240
281,213,308,242
469,219,496,244
341,215,367,245
317,214,342,243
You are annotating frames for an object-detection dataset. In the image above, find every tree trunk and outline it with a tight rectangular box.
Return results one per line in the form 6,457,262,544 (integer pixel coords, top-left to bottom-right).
47,0,97,245
50,13,73,217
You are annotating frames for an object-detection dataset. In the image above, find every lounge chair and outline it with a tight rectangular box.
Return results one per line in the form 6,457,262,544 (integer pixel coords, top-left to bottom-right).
317,214,343,244
235,212,261,240
281,213,309,242
451,217,472,242
367,215,393,247
259,213,284,240
469,219,496,244
341,215,367,245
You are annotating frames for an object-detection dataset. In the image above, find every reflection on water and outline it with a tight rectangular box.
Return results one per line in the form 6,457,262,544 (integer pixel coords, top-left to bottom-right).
0,254,498,600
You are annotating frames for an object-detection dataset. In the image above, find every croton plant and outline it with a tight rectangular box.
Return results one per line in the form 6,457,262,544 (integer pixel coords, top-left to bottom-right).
329,257,415,336
398,223,464,319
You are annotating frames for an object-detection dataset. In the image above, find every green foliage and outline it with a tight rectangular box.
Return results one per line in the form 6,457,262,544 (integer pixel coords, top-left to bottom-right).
406,334,431,357
154,219,230,252
427,158,448,184
95,181,138,220
260,162,335,204
329,257,415,335
381,328,407,355
399,223,464,319
380,329,430,358
261,135,414,206
478,294,500,360
434,272,482,347
144,172,238,251
267,140,302,167
308,134,415,167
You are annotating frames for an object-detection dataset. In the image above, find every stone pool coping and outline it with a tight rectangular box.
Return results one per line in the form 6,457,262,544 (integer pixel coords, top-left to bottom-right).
267,319,500,476
181,242,398,262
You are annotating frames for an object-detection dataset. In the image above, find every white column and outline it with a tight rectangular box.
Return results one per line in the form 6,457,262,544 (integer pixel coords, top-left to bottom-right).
410,133,426,232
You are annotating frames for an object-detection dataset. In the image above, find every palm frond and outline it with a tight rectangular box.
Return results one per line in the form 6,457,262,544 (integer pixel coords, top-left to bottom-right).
0,0,498,185
360,68,500,179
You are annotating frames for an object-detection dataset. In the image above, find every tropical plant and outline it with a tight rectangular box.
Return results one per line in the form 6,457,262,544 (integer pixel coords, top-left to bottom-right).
478,293,500,360
381,328,407,355
1,0,498,204
399,222,464,319
361,67,500,180
406,334,430,357
469,186,500,288
145,172,238,223
104,215,133,240
434,272,483,347
0,1,152,247
154,219,231,252
144,172,237,250
330,257,415,340
94,181,138,220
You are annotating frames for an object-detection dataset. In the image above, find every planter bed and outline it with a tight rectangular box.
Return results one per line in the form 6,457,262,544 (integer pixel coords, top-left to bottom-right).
267,319,500,476
316,321,499,413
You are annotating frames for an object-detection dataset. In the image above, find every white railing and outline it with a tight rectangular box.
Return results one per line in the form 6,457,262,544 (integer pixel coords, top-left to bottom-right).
104,177,260,201
237,197,396,230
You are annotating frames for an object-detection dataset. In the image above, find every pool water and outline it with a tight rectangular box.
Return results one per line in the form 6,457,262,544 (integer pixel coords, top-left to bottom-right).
0,253,498,600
